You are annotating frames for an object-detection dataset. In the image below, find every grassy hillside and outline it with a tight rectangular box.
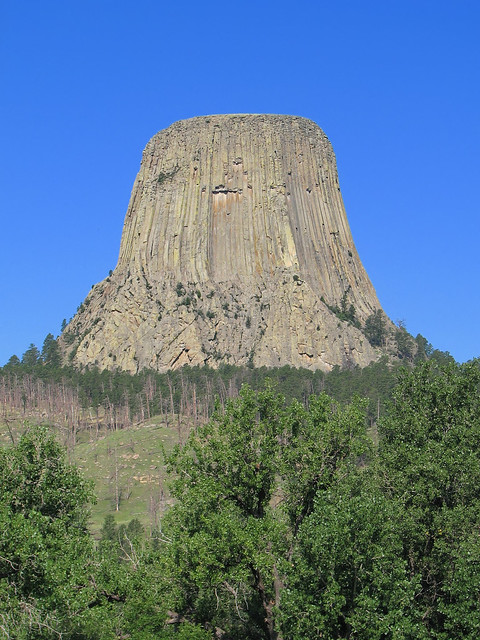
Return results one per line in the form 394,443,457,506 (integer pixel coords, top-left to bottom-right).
0,414,188,535
0,349,456,535
72,419,183,533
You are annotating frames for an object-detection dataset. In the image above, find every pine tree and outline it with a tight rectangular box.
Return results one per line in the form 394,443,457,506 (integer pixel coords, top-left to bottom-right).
21,343,40,366
41,333,61,367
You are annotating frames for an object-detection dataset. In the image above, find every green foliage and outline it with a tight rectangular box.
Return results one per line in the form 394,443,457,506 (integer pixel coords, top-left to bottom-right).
41,333,61,367
176,282,186,297
415,333,454,366
276,397,411,640
21,342,40,366
279,361,480,638
63,330,76,345
0,427,93,522
159,364,480,638
321,289,360,327
364,309,387,346
100,514,145,559
394,325,415,361
100,513,117,542
0,355,409,433
0,429,205,638
164,385,285,638
0,427,98,638
1,362,480,638
157,166,180,185
429,347,456,365
280,472,418,640
414,333,433,361
377,361,480,638
95,514,209,639
162,385,372,639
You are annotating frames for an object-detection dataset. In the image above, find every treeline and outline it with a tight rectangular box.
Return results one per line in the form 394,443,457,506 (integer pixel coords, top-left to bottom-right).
2,361,480,639
0,321,464,433
1,330,455,440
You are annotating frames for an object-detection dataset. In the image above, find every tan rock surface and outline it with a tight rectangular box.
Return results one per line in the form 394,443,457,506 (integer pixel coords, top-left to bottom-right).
62,115,387,372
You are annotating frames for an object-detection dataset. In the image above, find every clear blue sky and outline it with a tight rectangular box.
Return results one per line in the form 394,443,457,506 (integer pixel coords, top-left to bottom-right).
1,0,479,365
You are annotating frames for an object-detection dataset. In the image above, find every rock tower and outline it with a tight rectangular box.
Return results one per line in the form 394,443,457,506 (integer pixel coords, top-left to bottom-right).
62,115,386,372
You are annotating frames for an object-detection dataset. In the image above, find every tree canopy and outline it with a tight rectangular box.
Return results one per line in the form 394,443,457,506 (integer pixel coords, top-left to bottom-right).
1,361,480,638
0,427,95,637
161,363,480,639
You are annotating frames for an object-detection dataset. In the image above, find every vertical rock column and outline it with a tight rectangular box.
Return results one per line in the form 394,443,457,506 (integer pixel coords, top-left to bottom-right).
64,114,385,373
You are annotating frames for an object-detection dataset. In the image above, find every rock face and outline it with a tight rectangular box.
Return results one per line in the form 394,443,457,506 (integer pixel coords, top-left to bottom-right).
63,114,386,373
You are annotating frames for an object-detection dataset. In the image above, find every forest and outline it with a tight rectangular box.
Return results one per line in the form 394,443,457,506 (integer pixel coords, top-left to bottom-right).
1,355,480,639
0,330,454,442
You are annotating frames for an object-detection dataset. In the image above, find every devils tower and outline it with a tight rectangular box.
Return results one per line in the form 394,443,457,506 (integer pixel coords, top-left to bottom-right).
62,114,387,373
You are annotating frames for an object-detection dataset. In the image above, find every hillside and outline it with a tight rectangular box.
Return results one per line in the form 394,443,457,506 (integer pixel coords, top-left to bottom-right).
0,347,455,532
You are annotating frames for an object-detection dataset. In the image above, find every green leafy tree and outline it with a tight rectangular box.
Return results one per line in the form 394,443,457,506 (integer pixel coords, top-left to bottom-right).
0,431,167,639
95,517,210,639
279,361,480,639
159,366,480,639
377,361,480,638
162,385,372,639
0,426,100,638
275,395,417,640
280,470,419,640
164,385,285,639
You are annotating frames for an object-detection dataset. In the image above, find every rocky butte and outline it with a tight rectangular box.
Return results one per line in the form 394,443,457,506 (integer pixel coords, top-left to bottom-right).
62,114,390,373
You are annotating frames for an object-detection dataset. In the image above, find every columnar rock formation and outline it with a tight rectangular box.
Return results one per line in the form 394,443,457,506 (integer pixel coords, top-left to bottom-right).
62,114,387,373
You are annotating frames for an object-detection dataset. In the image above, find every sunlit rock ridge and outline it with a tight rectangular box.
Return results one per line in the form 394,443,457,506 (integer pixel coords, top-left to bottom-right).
64,114,387,373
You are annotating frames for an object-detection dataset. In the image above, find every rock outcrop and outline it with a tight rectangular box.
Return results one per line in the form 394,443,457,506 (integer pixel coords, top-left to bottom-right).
62,114,387,373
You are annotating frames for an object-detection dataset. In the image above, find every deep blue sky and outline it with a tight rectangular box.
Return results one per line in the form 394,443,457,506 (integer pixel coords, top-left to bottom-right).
1,0,479,365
